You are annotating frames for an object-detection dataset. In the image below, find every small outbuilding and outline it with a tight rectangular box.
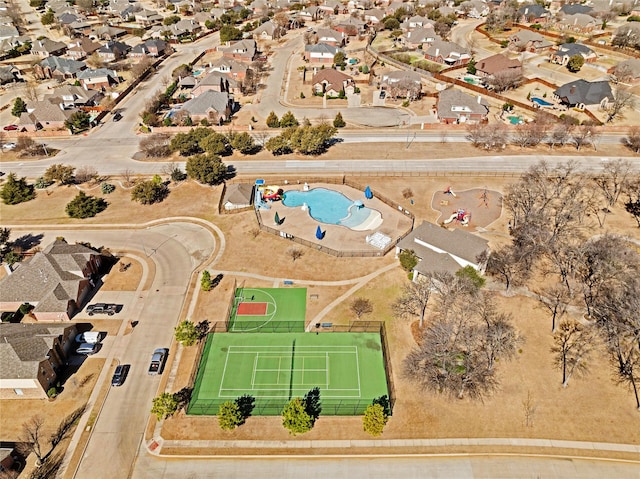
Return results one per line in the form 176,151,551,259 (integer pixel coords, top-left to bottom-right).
223,183,254,211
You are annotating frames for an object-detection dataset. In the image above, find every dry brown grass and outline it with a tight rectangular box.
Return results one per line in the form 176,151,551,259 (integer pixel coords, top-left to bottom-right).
101,256,144,292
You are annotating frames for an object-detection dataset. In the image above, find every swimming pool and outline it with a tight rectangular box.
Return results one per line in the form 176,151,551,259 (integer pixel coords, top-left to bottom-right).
508,115,523,125
283,188,379,229
532,97,553,107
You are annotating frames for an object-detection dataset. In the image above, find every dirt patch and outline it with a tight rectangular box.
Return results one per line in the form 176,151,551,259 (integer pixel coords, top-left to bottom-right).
431,187,503,229
101,256,144,292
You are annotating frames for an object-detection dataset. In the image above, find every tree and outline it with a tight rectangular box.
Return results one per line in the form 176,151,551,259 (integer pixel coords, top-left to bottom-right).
75,166,97,184
65,192,108,218
0,173,35,205
384,17,400,30
333,112,346,128
41,8,55,25
567,54,584,72
552,319,596,388
201,132,232,156
282,397,313,435
350,297,373,319
65,111,91,133
511,120,547,148
11,97,26,117
398,249,418,272
44,164,75,185
606,88,635,123
266,111,280,128
230,132,258,154
217,401,244,430
220,25,242,42
170,131,202,156
131,180,169,204
455,266,485,290
536,284,569,332
485,69,522,92
466,123,507,150
624,126,640,153
333,51,346,67
287,247,304,262
265,135,292,155
362,403,389,436
201,270,212,291
151,392,179,420
174,320,198,346
288,124,337,155
186,153,227,185
392,275,433,328
279,111,299,128
140,134,171,158
20,415,46,465
466,57,476,75
593,159,631,207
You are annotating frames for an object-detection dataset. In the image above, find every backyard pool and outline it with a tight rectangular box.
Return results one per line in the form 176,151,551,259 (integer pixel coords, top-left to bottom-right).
532,97,553,107
508,115,523,125
283,188,381,230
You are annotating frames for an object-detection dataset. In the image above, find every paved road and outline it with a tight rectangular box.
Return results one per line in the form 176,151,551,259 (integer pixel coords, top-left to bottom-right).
132,453,640,479
7,223,216,479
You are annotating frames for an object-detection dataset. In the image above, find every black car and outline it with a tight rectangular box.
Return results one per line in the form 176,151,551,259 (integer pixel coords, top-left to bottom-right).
86,303,118,316
111,364,130,386
113,112,123,122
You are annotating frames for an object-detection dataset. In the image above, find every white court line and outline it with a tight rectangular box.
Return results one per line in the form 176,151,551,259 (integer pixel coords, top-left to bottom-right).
251,352,259,390
354,346,361,398
232,288,278,332
218,348,232,398
326,351,329,389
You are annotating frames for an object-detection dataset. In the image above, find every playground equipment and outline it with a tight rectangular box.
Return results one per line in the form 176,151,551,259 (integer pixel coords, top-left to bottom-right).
443,208,471,226
261,186,284,201
444,186,457,197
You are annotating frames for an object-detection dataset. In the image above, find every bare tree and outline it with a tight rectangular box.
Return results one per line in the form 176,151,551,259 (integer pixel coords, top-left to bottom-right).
571,124,598,151
484,246,529,291
623,126,640,153
547,124,573,149
140,133,171,158
350,297,373,319
593,159,632,207
486,69,523,92
606,88,635,123
511,121,547,148
24,81,38,102
121,168,134,186
131,57,154,81
287,247,304,262
536,284,569,332
466,123,507,150
552,319,596,388
392,275,433,328
75,165,98,184
19,415,46,465
522,390,536,427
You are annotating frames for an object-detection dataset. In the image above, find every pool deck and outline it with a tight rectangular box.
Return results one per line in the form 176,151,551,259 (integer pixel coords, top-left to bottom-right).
256,183,413,254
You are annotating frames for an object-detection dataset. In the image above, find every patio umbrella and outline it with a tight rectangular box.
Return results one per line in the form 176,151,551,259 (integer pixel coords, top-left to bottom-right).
274,212,280,225
316,225,323,240
364,186,373,199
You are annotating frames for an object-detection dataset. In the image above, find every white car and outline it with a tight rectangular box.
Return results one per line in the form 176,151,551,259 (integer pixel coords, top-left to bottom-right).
75,332,101,344
1,142,16,150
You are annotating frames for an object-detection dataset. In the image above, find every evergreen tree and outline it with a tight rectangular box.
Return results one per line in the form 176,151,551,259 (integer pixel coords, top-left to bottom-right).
333,112,346,128
11,97,27,117
0,173,35,205
65,192,107,218
282,397,313,435
266,111,280,128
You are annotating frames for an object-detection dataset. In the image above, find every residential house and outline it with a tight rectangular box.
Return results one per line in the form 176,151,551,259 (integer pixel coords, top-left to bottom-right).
401,15,434,30
304,42,343,63
0,239,105,320
178,90,234,124
109,0,137,20
610,58,640,83
66,37,101,61
508,29,553,52
310,68,354,96
68,21,92,37
0,64,21,84
31,38,67,58
424,39,471,66
210,57,249,81
550,42,596,65
435,5,456,17
401,27,439,49
46,85,102,109
613,23,640,47
395,221,489,281
77,68,119,90
168,19,202,40
34,56,86,80
475,53,522,78
92,25,127,41
335,17,367,36
436,88,489,124
559,3,593,15
222,183,254,211
0,323,78,399
316,27,346,46
386,1,411,16
135,9,163,27
250,0,269,18
457,0,489,18
558,13,598,33
191,71,242,96
298,6,322,21
381,70,423,99
363,8,385,25
553,79,613,109
253,20,278,41
57,12,84,27
129,39,167,59
220,39,257,62
517,3,549,23
0,24,19,42
318,0,341,15
96,40,130,62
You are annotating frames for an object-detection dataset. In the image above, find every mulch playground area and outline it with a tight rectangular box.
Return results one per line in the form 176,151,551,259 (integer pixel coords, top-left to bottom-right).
431,186,503,230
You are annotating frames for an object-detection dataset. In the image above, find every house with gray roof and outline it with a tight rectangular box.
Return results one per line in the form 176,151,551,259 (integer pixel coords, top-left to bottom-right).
191,71,242,96
550,42,596,65
424,39,471,66
34,56,86,80
558,13,597,33
396,221,489,280
560,3,592,15
508,29,553,52
31,38,67,58
223,183,254,211
304,42,342,63
401,27,439,49
45,84,102,109
220,39,257,62
0,239,105,321
253,20,278,41
77,68,119,90
553,79,613,110
0,323,77,399
93,25,127,41
610,58,640,83
436,88,489,124
517,3,549,22
178,90,234,124
0,64,21,84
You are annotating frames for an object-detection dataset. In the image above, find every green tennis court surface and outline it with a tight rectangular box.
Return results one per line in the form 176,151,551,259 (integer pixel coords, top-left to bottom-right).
188,332,389,416
228,287,306,333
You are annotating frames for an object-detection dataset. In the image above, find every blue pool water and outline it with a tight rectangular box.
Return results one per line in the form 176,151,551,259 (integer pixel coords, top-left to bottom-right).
532,97,553,107
508,115,523,125
283,188,374,228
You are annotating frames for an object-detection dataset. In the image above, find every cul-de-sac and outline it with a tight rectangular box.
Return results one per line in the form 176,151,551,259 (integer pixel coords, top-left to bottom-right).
0,0,639,477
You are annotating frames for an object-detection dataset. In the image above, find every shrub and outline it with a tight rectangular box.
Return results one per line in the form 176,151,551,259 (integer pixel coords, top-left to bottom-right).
201,270,212,291
131,180,169,205
65,192,108,218
282,397,313,435
174,320,198,346
218,401,244,430
101,182,115,194
362,403,388,436
266,111,280,128
34,177,52,189
0,173,35,205
333,112,346,128
47,387,58,398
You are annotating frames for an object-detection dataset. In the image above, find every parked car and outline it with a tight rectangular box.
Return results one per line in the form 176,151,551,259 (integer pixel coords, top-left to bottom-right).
148,348,168,375
111,364,130,386
3,125,18,131
86,303,118,316
75,332,101,344
113,112,122,122
76,343,99,355
1,142,16,150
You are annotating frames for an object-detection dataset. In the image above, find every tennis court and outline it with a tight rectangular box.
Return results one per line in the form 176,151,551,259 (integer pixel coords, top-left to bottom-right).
188,332,390,416
228,287,307,333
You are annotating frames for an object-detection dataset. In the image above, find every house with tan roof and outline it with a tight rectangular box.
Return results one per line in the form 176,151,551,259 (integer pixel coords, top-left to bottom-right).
508,29,553,52
191,71,242,96
424,39,471,66
66,37,101,61
396,221,489,281
178,90,234,124
436,88,489,124
31,38,67,58
220,39,257,62
475,53,522,78
557,13,597,33
310,68,354,96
